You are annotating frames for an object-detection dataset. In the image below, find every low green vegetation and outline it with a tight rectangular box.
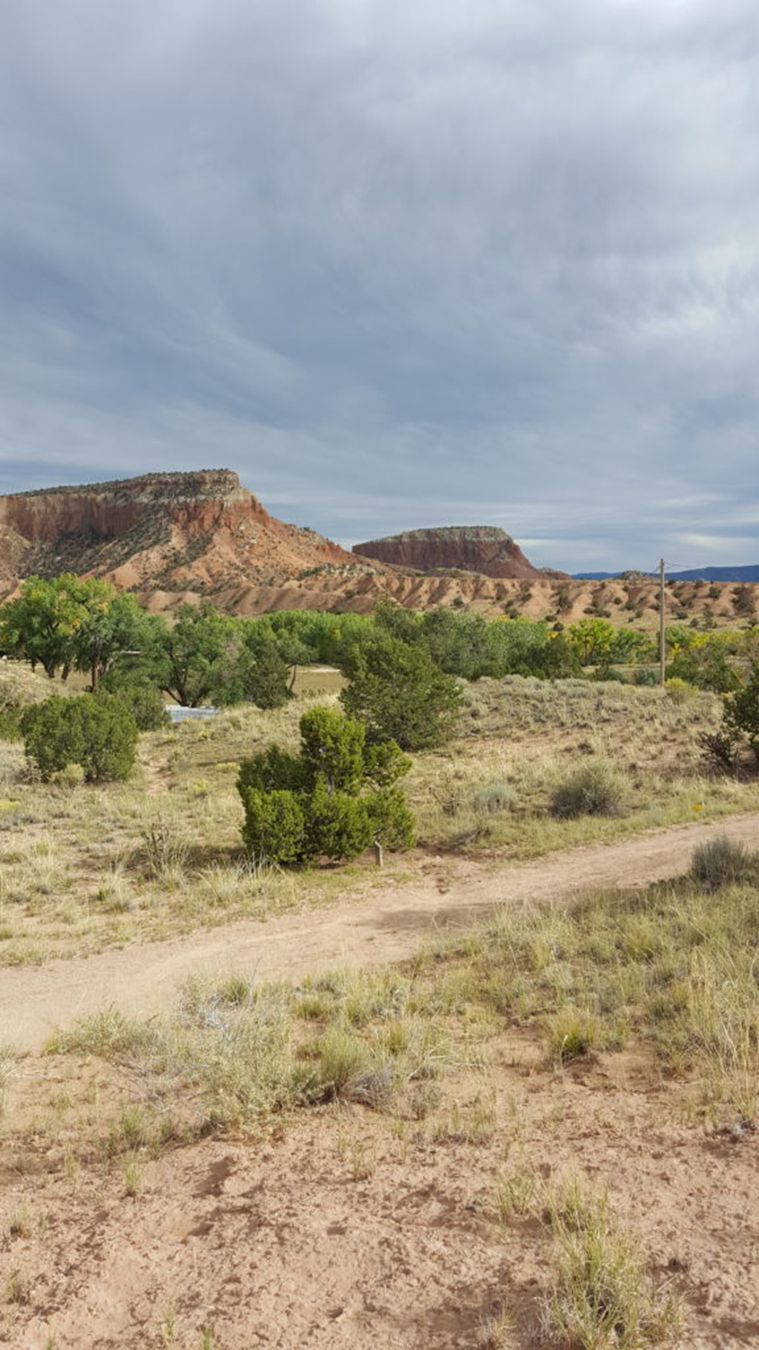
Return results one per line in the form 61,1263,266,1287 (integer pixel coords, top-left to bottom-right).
0,663,758,964
409,675,759,855
549,759,626,820
4,838,758,1348
4,578,759,718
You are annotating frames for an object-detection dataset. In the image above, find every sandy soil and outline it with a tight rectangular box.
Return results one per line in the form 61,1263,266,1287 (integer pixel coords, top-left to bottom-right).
3,812,758,1053
2,1039,758,1348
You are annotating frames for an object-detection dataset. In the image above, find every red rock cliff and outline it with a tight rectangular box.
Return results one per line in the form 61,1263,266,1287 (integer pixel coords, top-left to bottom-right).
353,526,565,579
0,470,356,593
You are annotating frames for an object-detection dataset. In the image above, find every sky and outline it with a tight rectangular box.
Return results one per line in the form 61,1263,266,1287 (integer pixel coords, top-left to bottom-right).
1,0,758,572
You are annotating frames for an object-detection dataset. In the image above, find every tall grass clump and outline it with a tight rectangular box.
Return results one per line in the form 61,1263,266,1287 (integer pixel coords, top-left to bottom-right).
686,944,759,1127
689,835,758,891
550,761,626,820
543,1179,683,1349
49,973,423,1131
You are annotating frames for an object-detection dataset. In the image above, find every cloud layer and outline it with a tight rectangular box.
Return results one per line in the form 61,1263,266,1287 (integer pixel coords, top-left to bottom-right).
1,0,758,569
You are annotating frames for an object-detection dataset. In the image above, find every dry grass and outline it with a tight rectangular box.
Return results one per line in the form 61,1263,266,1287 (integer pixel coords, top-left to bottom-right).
541,1178,683,1348
409,676,759,854
31,847,759,1147
1,666,758,966
0,690,373,963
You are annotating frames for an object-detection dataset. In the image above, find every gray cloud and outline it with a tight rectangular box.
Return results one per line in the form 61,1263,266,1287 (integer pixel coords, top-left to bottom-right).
1,0,758,570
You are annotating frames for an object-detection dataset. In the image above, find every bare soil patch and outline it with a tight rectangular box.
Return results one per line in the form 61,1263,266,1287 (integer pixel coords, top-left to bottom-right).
2,1039,757,1348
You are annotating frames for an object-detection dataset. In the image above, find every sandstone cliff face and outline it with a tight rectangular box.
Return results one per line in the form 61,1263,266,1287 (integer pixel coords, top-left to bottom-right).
0,470,356,594
352,526,565,579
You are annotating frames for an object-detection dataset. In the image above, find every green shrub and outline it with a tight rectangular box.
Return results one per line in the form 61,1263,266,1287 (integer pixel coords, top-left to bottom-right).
21,693,138,783
78,694,139,782
238,706,415,864
366,786,417,850
241,788,306,864
698,728,739,775
21,696,85,781
363,738,412,788
0,689,25,741
592,666,628,684
106,681,169,731
550,761,625,820
690,836,757,891
633,668,659,687
664,677,696,704
724,664,759,764
305,781,373,861
299,705,366,792
238,745,308,795
667,646,741,693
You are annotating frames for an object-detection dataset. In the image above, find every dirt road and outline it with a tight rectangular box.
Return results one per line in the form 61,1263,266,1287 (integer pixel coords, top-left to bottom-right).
3,812,758,1053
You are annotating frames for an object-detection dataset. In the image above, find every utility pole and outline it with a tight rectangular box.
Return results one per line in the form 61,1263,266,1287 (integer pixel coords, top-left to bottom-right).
659,558,666,686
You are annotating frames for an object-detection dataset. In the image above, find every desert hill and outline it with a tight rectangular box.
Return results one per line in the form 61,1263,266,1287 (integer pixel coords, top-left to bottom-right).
0,470,358,595
352,525,566,579
0,470,755,628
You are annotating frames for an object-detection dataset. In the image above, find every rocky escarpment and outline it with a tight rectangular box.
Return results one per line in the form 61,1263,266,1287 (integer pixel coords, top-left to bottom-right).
353,526,566,579
0,470,357,595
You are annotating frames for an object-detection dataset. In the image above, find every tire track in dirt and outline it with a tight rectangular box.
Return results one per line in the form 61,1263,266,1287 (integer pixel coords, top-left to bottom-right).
3,811,758,1052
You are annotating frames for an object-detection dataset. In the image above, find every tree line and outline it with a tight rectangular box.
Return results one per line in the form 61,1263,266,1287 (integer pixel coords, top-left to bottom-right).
2,576,758,716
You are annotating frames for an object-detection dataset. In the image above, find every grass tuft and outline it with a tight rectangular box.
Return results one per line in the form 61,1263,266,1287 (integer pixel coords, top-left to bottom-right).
543,1179,683,1349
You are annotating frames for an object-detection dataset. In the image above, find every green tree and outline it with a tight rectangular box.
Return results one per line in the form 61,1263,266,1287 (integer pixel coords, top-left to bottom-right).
73,592,159,690
236,635,291,709
0,575,159,688
0,575,97,679
566,619,616,667
151,603,241,706
339,636,461,750
725,664,759,764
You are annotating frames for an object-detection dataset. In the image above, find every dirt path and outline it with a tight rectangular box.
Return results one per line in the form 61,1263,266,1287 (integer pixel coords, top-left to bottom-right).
3,812,758,1053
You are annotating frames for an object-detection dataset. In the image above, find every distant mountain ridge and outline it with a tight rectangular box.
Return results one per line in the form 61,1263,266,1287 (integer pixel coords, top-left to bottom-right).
0,469,756,622
575,566,759,583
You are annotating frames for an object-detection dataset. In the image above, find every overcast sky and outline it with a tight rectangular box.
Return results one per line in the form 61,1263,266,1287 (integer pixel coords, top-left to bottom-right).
1,0,758,571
